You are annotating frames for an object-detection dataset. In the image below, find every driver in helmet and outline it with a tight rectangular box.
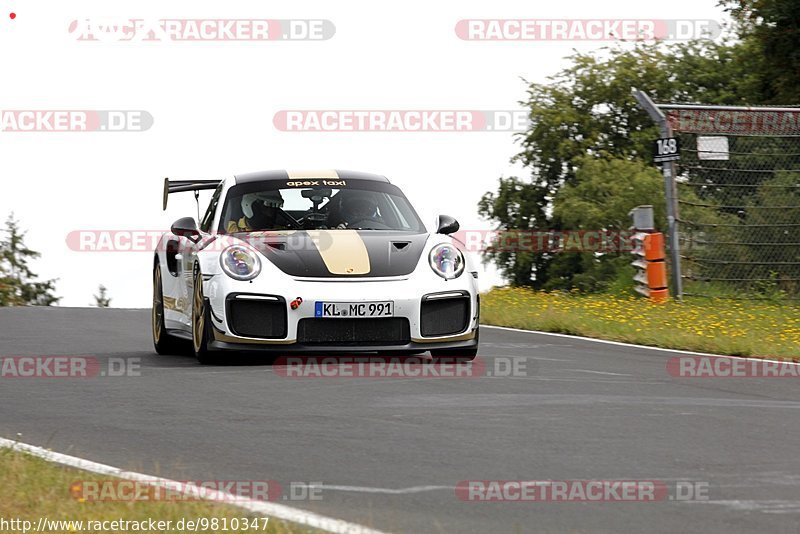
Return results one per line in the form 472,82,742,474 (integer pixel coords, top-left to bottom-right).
226,190,284,233
335,194,379,229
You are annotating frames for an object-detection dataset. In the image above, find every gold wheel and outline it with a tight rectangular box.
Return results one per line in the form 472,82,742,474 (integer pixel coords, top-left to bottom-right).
152,268,163,344
153,264,180,355
192,269,205,353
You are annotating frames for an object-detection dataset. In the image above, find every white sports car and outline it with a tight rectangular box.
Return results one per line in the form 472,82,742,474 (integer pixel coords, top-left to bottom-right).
152,170,479,364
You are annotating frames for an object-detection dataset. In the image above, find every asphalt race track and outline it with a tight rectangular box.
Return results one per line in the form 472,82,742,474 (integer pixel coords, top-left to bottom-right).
2,307,800,533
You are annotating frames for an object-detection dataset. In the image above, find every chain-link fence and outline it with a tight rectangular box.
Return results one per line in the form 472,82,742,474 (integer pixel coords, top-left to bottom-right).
663,105,800,299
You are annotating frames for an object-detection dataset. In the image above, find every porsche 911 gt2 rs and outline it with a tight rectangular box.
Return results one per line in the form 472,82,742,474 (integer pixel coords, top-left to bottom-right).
152,170,479,364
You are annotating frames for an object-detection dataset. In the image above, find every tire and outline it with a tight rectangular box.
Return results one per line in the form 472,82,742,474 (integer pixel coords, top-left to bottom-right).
152,264,183,355
191,265,219,365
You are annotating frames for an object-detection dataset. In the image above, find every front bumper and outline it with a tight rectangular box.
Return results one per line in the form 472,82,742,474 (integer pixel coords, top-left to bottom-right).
204,273,479,352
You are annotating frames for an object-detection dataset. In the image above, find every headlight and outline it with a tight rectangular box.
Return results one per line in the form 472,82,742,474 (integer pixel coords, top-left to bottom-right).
220,245,261,281
429,243,465,280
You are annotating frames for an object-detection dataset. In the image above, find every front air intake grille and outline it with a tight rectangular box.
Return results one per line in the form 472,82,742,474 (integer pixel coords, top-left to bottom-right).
297,318,410,345
227,296,287,339
420,294,470,337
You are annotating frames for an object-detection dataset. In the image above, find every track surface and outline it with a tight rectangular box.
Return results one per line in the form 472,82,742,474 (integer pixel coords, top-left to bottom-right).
2,307,800,533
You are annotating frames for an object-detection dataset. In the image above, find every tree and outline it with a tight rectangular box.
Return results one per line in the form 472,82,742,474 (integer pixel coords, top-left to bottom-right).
537,157,666,291
92,285,111,308
0,214,59,306
479,34,779,289
477,176,551,287
720,0,800,103
552,156,665,230
738,171,800,294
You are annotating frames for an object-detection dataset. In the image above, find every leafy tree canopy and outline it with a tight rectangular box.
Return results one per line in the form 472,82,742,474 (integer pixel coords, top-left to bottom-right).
480,6,796,289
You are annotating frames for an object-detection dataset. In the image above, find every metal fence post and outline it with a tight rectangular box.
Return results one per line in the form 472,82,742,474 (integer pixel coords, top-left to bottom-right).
632,88,683,299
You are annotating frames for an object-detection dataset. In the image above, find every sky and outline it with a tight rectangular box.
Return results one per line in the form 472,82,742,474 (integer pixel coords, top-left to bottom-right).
0,0,727,307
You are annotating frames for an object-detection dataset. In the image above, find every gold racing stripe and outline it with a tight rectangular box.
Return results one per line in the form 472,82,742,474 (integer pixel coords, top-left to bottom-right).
287,170,339,179
307,230,371,275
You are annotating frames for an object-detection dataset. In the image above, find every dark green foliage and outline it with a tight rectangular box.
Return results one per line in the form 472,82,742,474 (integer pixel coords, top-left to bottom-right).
480,9,798,291
0,214,59,306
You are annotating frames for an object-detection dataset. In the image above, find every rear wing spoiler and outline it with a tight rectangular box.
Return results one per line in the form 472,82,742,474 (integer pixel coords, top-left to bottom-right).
163,178,221,210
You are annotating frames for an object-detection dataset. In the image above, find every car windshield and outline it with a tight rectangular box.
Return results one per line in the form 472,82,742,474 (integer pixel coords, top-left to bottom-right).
219,179,426,233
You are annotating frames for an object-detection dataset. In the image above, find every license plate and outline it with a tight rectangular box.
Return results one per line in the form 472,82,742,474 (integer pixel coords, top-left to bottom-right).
315,301,394,318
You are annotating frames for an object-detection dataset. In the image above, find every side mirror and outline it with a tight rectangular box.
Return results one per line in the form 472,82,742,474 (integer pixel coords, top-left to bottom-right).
171,217,200,242
436,215,460,235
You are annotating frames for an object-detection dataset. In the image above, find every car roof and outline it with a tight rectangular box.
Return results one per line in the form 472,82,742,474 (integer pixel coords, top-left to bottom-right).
234,170,390,184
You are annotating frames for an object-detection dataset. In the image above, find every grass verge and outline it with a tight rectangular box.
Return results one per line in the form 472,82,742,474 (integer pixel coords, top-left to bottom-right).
481,287,800,359
0,446,313,534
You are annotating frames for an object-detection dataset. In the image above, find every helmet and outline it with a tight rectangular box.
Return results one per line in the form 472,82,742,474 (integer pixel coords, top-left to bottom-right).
242,191,284,218
340,194,377,222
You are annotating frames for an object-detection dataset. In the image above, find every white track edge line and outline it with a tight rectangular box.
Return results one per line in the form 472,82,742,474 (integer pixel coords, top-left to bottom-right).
0,437,388,534
482,325,800,366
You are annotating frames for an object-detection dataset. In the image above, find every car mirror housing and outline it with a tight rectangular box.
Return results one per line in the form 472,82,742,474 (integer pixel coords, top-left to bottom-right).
435,215,459,235
171,217,201,242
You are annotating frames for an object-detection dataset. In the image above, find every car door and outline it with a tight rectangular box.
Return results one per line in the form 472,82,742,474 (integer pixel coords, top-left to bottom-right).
176,184,224,325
